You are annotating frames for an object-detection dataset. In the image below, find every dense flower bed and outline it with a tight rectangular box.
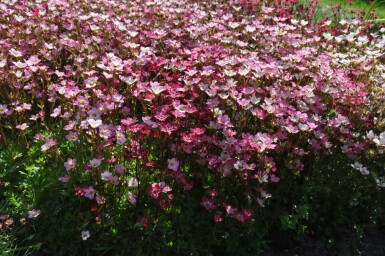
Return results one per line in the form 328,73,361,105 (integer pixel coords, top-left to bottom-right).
0,0,385,254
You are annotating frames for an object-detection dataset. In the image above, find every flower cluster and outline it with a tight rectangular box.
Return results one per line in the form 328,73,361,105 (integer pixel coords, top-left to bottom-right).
0,0,385,235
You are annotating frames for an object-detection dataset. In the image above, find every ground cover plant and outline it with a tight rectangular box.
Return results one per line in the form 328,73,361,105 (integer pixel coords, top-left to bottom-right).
316,0,385,20
0,0,385,255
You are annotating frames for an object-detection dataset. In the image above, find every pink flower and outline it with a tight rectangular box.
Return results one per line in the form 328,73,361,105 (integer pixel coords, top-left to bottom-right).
158,182,172,193
59,174,71,183
234,211,246,223
200,196,216,210
5,218,14,226
41,138,57,152
137,214,151,228
148,183,162,199
84,186,96,200
28,209,41,219
65,132,79,142
114,164,125,174
148,182,171,199
127,192,136,204
116,131,126,145
214,211,223,222
64,158,76,170
241,208,253,219
99,124,113,139
84,77,98,88
16,123,29,131
0,104,9,115
110,175,120,185
88,108,101,120
50,106,61,118
270,174,280,183
150,81,165,95
167,158,179,172
207,189,218,197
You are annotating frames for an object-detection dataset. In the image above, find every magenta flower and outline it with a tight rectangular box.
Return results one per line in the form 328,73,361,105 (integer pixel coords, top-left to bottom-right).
200,196,216,210
214,211,223,223
148,183,162,199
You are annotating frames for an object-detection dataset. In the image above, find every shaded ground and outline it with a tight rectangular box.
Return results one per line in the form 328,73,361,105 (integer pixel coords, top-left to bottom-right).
258,227,385,256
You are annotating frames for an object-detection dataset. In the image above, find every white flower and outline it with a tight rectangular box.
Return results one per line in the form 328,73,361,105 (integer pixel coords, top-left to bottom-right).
351,162,370,175
150,82,165,95
89,158,101,168
300,20,308,26
228,22,240,29
351,162,363,170
9,49,22,57
290,19,299,25
365,130,376,141
360,167,370,176
245,25,256,33
128,31,139,37
81,230,91,241
373,132,385,147
376,178,385,188
127,177,139,188
87,119,102,128
101,170,113,181
323,33,334,41
0,59,6,68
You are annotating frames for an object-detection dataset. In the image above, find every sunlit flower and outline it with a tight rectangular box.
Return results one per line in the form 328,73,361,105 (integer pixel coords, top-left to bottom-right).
127,177,139,188
64,158,76,170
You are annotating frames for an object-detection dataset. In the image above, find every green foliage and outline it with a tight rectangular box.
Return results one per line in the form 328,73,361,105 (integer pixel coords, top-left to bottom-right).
262,152,385,251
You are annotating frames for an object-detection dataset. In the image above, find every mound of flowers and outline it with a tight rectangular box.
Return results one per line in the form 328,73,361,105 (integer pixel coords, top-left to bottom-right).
0,0,385,254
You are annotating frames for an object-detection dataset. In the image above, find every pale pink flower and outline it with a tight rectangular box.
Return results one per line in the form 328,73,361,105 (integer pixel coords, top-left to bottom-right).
84,186,96,200
28,209,41,219
59,174,71,183
167,158,180,172
64,158,76,170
